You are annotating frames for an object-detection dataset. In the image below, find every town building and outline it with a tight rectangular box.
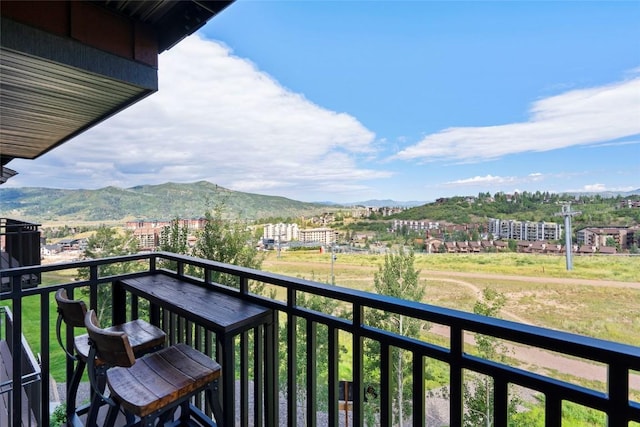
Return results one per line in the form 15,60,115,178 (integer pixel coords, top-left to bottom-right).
391,219,440,232
576,227,636,250
134,228,160,251
57,238,88,251
263,223,299,242
299,228,338,245
125,218,207,231
351,206,406,218
41,244,62,257
127,218,208,251
488,218,562,241
620,199,640,209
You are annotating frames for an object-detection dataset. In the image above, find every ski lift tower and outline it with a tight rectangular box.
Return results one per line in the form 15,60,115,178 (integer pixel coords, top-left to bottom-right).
556,203,581,270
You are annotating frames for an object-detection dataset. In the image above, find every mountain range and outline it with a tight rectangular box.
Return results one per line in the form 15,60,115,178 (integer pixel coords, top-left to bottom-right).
315,199,426,208
0,181,339,222
1,181,637,224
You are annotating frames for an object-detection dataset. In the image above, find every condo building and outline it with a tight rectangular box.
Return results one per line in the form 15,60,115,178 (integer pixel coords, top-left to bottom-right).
488,218,563,241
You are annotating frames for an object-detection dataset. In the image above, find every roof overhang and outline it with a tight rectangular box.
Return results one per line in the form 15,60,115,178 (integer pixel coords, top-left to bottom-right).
0,0,233,181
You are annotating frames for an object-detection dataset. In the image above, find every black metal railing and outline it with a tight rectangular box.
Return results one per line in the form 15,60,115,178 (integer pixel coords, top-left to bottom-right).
0,306,41,426
0,252,639,426
0,218,41,292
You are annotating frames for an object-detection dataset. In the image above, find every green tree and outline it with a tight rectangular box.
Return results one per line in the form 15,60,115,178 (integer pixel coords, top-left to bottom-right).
77,225,140,325
193,203,265,289
453,230,471,242
365,249,427,426
605,236,619,250
159,218,190,270
159,218,189,255
279,292,346,414
464,287,520,427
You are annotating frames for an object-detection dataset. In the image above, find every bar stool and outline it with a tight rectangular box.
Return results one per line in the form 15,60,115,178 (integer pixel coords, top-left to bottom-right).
55,288,166,425
84,309,224,426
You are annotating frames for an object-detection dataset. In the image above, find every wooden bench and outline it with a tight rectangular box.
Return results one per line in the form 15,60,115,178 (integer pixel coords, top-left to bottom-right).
84,310,223,426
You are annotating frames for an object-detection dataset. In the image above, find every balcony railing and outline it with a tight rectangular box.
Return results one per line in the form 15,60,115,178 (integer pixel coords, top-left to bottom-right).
0,251,639,426
0,219,41,292
0,306,41,426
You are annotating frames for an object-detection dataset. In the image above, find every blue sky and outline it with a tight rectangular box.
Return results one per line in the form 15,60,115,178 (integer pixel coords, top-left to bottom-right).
7,1,640,203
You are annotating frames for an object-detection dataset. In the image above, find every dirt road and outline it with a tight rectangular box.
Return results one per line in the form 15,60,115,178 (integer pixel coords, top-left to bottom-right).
265,258,640,391
421,269,640,289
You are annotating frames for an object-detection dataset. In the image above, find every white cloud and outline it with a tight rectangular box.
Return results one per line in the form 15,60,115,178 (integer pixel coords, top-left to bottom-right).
580,184,636,193
590,139,640,148
21,36,388,200
583,183,607,192
395,74,640,162
443,173,546,187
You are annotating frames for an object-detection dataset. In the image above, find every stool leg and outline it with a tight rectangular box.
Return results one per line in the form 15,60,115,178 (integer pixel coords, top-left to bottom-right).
86,366,107,427
104,402,120,427
207,380,224,426
125,411,136,424
66,357,85,420
140,415,156,427
157,405,178,424
178,401,190,423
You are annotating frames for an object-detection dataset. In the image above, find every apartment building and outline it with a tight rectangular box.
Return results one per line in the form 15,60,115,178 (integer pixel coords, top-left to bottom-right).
127,218,208,250
126,219,170,230
391,219,440,232
488,218,562,241
576,227,636,250
352,206,406,218
125,218,208,231
263,223,299,242
134,227,160,251
299,228,338,245
620,199,640,209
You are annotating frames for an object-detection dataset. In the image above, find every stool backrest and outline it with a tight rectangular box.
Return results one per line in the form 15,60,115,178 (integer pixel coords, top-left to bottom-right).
84,309,136,368
55,288,87,328
55,288,89,359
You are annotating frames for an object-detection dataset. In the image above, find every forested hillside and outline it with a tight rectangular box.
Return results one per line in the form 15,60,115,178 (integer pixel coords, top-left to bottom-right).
2,183,638,227
0,181,335,222
390,191,640,227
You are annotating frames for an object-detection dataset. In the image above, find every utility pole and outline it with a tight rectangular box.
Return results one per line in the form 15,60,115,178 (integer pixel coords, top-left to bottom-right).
276,233,284,258
555,203,581,270
330,243,337,285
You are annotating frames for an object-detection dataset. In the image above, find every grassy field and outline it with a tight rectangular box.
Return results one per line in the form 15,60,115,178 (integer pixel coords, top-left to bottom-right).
268,251,640,281
262,251,640,345
264,250,640,407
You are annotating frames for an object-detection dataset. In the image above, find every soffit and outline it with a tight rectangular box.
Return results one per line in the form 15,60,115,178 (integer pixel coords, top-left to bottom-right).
0,0,233,173
1,48,149,161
